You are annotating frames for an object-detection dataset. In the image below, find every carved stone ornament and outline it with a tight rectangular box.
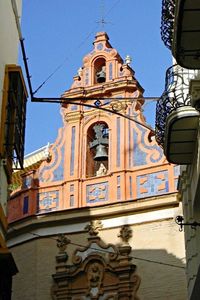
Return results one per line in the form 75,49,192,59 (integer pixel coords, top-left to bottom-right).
118,225,133,243
86,261,104,298
52,230,141,299
85,220,103,236
96,163,107,176
87,262,103,287
56,234,71,252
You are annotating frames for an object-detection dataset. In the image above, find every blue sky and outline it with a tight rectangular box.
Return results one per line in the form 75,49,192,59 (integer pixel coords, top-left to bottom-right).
19,0,171,154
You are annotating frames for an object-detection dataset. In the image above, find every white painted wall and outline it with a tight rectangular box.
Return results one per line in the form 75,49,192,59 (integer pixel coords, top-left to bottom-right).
0,0,22,225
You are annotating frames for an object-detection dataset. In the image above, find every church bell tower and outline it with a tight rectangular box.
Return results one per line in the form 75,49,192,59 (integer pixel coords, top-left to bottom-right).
35,32,170,211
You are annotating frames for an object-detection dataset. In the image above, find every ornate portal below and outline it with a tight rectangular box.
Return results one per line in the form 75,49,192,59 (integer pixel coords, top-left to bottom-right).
52,223,140,300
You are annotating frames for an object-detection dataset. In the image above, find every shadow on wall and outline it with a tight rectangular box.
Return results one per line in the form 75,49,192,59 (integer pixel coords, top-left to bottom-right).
130,249,187,300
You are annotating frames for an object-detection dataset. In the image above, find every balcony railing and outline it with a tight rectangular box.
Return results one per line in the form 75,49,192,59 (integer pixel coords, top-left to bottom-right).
160,0,175,50
155,64,200,164
155,64,198,147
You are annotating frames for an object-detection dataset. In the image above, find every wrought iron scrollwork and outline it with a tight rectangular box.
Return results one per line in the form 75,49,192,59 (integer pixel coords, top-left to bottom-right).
161,0,175,50
175,216,200,232
110,101,128,112
155,64,197,147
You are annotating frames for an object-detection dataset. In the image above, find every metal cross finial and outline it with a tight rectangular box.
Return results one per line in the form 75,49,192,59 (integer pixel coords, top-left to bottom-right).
100,0,105,29
96,0,111,29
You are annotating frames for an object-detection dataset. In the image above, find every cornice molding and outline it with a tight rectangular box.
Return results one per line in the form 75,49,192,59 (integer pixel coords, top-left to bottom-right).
7,193,180,247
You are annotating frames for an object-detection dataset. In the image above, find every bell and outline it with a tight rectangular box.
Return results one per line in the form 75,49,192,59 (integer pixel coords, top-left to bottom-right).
94,144,108,161
96,69,106,83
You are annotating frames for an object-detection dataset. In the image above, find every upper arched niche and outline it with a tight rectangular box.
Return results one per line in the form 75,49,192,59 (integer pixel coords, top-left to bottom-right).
93,56,106,84
69,32,136,89
86,121,109,178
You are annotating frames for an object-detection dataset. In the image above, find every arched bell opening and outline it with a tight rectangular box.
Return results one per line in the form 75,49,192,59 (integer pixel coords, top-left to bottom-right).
86,122,109,177
93,57,106,84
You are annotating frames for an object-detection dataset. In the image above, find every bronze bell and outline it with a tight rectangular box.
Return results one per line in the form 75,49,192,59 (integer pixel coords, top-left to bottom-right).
94,144,108,161
96,69,106,83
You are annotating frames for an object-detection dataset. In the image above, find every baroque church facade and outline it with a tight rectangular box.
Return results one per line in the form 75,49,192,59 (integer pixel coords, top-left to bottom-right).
8,32,187,299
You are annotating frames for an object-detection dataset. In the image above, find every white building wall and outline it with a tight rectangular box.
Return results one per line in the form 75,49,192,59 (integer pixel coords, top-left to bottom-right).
0,0,22,232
